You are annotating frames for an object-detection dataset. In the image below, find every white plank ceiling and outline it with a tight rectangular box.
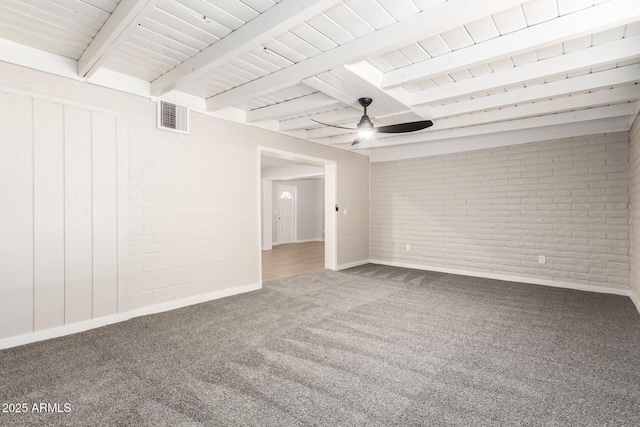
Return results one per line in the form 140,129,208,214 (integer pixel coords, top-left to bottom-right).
1,0,639,159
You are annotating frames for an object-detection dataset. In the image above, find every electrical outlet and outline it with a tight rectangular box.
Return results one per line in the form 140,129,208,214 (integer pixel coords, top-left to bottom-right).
344,208,348,215
406,244,411,251
538,255,546,264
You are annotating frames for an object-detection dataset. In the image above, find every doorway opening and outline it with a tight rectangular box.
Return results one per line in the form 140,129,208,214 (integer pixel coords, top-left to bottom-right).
257,147,337,285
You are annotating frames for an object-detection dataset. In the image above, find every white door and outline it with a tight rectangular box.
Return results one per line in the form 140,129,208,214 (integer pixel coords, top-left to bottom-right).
277,184,296,244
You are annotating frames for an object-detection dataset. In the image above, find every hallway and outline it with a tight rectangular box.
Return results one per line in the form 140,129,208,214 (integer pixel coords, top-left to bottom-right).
262,241,324,283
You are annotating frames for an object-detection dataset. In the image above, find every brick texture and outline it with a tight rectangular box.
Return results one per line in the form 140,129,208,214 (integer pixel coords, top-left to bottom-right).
370,134,630,291
126,112,370,309
629,114,640,308
0,62,369,312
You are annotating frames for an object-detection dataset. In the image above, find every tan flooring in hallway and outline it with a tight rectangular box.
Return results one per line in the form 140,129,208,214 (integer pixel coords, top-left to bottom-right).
262,241,325,283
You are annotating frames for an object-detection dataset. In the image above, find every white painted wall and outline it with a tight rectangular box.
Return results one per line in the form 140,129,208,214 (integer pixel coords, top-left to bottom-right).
271,179,324,244
260,163,324,250
262,164,324,180
0,61,369,345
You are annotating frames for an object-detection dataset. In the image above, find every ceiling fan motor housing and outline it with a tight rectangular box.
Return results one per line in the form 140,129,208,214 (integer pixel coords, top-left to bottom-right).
357,97,374,130
358,97,373,108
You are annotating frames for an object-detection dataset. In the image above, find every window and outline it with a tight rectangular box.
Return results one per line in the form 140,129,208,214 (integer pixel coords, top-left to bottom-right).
280,191,292,199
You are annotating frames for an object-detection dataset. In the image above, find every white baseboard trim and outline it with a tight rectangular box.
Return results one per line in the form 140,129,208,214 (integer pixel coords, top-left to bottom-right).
0,283,261,350
337,259,370,270
128,283,262,318
0,314,132,351
369,259,631,297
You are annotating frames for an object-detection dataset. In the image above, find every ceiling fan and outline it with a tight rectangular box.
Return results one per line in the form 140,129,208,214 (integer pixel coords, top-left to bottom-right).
312,97,433,145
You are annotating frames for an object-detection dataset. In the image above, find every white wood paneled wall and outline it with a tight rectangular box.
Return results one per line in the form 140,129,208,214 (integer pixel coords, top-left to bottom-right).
0,92,124,340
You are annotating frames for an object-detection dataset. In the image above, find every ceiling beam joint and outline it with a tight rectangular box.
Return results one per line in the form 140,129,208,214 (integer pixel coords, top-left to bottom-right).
78,0,159,78
151,0,342,97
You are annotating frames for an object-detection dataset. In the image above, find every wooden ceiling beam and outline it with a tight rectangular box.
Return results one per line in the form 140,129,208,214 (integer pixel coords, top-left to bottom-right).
278,107,361,131
429,86,640,130
78,0,159,78
363,116,633,162
409,35,640,106
316,103,638,147
150,0,342,96
421,63,640,119
205,0,525,110
246,92,337,122
382,0,640,89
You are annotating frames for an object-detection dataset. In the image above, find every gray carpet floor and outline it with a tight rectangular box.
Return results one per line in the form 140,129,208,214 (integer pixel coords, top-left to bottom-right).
1,264,639,426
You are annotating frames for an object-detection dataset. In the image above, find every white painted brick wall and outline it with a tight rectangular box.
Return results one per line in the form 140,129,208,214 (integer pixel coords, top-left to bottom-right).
629,114,640,309
125,110,370,309
0,62,369,313
371,134,630,291
124,110,264,309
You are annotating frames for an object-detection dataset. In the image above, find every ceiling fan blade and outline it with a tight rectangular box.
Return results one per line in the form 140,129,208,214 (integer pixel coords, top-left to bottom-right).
375,120,433,134
313,95,433,143
351,134,376,146
310,119,356,130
